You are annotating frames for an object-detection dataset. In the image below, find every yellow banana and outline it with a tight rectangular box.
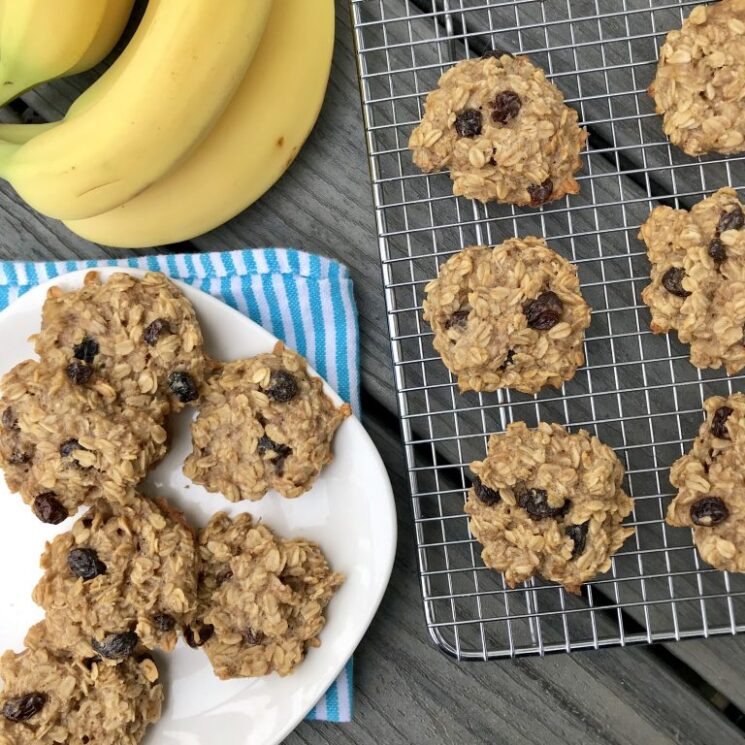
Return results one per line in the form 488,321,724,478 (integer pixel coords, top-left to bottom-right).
0,0,134,106
66,0,135,76
0,0,160,146
66,0,334,248
0,0,274,221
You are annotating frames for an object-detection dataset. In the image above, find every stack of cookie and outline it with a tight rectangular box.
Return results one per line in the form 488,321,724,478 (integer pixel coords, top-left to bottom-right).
409,1,745,593
0,271,348,745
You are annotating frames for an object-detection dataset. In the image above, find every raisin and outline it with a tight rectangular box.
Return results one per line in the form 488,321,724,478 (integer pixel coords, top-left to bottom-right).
244,629,264,646
144,318,170,346
217,569,233,585
566,522,589,558
711,406,734,439
91,632,139,660
257,435,292,460
515,482,568,520
482,48,509,59
8,448,33,465
73,337,99,364
717,205,745,233
66,359,92,385
491,90,521,124
68,548,107,581
454,108,482,138
1,407,18,430
499,349,516,370
3,692,46,722
690,497,729,527
59,438,83,458
264,370,298,402
528,178,553,207
32,493,67,524
184,624,214,648
444,309,469,330
524,291,563,331
708,238,726,265
472,476,500,506
152,614,176,632
168,371,198,403
661,267,691,298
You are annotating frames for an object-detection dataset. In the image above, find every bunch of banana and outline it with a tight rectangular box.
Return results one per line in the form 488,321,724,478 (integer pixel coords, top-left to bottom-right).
0,0,335,249
0,0,135,106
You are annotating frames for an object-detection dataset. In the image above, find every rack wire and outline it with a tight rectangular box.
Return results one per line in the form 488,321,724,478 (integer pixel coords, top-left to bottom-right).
349,0,745,658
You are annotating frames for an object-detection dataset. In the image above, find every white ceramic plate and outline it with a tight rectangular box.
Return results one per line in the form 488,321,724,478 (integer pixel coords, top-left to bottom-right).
0,268,397,745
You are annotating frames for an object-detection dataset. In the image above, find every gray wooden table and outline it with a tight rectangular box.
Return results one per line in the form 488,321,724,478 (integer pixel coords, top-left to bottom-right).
4,3,745,744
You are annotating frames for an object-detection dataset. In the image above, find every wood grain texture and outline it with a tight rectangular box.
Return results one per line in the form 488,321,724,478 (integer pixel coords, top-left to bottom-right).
0,1,744,743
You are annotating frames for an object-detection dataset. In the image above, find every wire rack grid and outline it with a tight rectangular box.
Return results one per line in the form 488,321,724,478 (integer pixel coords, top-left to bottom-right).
349,0,745,659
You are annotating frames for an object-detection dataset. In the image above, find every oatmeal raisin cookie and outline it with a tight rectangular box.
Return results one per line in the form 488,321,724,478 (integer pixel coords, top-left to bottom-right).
465,421,635,593
409,54,587,205
641,187,745,373
0,360,167,523
422,237,591,394
34,270,207,413
668,393,745,572
184,342,350,501
649,0,745,156
31,496,198,657
192,512,343,678
0,642,162,745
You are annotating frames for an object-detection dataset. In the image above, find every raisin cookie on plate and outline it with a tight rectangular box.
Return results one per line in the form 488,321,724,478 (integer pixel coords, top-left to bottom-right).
409,54,587,205
0,360,167,523
31,495,198,658
465,421,635,593
34,271,207,413
422,237,591,394
184,342,351,501
668,393,745,572
190,512,344,678
0,641,162,745
641,187,745,373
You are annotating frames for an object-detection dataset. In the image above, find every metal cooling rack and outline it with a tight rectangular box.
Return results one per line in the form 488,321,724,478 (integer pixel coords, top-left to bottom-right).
349,0,745,658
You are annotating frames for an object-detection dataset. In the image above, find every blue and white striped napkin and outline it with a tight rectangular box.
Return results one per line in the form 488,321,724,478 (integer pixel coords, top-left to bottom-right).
0,248,358,723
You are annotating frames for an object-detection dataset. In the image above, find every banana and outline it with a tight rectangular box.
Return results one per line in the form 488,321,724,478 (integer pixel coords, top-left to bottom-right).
66,0,136,76
0,122,55,144
0,0,134,106
0,0,160,146
0,0,274,221
65,0,335,248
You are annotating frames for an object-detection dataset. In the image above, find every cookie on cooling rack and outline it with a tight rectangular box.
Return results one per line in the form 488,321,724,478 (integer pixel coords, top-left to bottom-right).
465,421,635,593
422,237,591,394
408,53,587,206
0,642,162,745
649,0,745,156
189,512,344,679
640,187,745,374
668,393,745,573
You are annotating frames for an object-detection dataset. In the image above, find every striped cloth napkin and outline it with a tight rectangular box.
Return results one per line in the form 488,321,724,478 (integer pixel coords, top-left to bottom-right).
0,248,358,723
